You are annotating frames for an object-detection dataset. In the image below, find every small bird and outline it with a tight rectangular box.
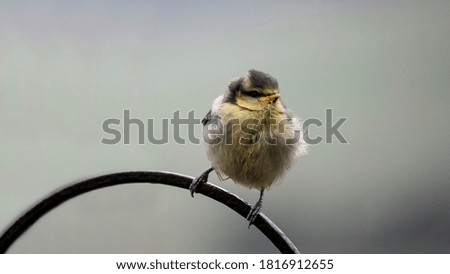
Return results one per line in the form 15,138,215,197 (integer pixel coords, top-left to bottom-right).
190,69,307,227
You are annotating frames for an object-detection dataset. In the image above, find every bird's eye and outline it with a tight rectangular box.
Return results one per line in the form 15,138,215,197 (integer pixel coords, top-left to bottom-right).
247,90,262,98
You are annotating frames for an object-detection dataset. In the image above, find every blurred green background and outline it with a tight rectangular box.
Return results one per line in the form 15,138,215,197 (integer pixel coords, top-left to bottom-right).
1,0,449,253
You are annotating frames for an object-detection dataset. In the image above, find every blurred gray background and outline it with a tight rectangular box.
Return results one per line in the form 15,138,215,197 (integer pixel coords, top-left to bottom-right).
1,0,449,253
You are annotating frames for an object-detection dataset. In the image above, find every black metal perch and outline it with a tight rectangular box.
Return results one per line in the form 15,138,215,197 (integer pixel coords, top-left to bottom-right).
0,171,300,254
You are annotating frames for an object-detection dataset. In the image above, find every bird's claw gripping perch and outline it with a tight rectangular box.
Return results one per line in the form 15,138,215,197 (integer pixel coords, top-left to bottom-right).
246,201,262,228
190,167,214,197
246,188,265,228
189,176,206,197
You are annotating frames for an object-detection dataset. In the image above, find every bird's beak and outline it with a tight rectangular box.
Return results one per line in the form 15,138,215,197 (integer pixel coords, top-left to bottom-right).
259,94,280,104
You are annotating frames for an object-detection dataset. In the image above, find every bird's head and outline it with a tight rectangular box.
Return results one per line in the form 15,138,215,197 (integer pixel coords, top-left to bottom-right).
225,69,282,111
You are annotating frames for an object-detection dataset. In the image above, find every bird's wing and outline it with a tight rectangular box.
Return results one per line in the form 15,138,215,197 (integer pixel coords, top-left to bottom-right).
202,109,223,127
203,95,224,127
201,109,212,126
202,108,229,181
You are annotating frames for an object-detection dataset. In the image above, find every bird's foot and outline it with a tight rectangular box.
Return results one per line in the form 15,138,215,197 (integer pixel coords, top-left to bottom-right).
246,200,263,228
189,167,214,197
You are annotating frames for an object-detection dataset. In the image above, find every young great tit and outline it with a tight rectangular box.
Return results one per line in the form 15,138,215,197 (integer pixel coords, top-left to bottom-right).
190,69,307,227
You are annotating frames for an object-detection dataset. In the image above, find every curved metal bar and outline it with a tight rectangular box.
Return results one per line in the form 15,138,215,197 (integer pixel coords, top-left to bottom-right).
0,171,300,254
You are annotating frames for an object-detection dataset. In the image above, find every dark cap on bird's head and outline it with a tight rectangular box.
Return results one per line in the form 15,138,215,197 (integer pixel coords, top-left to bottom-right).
225,69,280,104
247,69,278,90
